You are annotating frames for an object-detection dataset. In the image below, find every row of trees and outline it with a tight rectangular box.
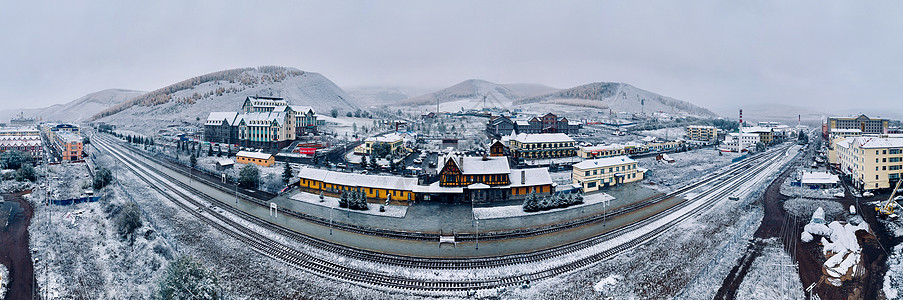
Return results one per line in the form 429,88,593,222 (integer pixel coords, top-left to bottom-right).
1,150,36,182
338,188,369,210
523,191,584,212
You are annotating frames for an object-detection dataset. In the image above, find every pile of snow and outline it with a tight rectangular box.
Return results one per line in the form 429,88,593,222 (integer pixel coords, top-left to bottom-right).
592,274,623,292
0,263,7,299
801,206,870,284
0,180,33,193
783,198,845,221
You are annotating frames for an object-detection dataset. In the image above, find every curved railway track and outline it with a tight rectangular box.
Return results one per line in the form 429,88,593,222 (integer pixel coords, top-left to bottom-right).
118,134,777,243
93,134,796,294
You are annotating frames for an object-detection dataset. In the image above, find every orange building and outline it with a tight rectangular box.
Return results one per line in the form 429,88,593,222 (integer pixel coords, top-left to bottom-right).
236,151,275,167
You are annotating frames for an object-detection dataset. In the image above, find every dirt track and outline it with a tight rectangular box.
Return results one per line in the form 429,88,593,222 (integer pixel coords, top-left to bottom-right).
715,143,894,300
0,191,35,300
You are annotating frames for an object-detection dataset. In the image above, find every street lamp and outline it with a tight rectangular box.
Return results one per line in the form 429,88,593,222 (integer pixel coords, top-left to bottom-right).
475,220,479,250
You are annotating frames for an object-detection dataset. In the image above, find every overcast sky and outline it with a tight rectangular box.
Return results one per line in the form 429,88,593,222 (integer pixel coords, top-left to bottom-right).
2,1,902,114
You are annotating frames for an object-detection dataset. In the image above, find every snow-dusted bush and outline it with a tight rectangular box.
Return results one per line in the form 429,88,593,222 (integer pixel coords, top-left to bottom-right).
117,202,143,244
783,198,845,221
156,255,224,300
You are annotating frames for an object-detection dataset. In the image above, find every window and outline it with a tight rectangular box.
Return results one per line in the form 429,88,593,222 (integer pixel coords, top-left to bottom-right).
585,171,590,176
876,175,880,180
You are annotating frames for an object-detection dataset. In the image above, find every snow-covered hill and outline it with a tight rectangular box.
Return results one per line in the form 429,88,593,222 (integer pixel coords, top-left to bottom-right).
94,67,359,135
399,79,558,111
514,82,718,118
346,86,435,107
0,89,143,124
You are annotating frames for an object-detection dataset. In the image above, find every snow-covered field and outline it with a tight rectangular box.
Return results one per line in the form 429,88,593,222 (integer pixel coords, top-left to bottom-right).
289,192,408,218
473,193,612,220
783,198,846,222
734,238,805,300
637,147,740,192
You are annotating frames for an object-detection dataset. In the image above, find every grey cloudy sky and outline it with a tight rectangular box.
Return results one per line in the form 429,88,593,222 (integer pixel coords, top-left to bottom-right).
2,1,902,114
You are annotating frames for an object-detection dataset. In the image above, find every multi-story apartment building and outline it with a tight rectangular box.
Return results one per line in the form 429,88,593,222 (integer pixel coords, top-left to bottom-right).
825,114,888,138
572,156,646,192
204,112,240,144
834,136,903,191
506,133,577,159
686,125,718,143
55,131,83,161
205,96,326,150
487,113,581,136
0,126,40,137
719,132,759,152
0,136,42,160
742,126,775,144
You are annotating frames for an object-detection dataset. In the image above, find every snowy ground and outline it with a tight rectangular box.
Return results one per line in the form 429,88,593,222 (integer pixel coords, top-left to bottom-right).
783,198,846,222
473,193,613,220
289,192,408,218
734,238,806,300
637,147,740,192
884,243,903,299
0,263,7,300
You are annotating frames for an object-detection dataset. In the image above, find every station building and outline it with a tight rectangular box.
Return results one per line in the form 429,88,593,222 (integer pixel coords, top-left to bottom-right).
296,154,554,204
236,151,275,167
572,156,646,192
506,133,577,159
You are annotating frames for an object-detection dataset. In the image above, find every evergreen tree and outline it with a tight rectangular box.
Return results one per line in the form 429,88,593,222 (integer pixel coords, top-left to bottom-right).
208,145,213,156
522,188,539,212
319,191,324,202
361,156,369,169
190,152,197,169
282,163,293,185
338,191,349,208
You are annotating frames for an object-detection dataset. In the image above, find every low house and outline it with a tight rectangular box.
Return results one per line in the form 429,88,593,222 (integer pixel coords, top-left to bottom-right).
800,171,840,189
216,159,235,171
236,151,275,167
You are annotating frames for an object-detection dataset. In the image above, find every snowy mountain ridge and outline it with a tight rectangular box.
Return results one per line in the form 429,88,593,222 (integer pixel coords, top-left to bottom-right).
514,82,718,118
93,66,360,135
0,89,143,124
399,79,559,110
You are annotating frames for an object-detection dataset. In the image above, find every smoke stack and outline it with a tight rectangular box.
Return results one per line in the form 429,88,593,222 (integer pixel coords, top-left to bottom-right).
521,170,525,185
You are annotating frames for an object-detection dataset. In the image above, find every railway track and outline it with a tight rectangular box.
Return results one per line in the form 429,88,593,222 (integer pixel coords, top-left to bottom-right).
116,133,777,243
94,134,796,294
97,134,788,270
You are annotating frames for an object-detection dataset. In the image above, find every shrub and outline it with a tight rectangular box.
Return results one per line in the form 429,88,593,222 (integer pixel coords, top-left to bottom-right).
156,255,224,300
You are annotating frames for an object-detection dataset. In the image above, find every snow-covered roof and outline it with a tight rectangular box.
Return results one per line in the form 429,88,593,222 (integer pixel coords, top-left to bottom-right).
0,139,41,147
573,156,636,170
687,125,716,129
468,183,491,189
511,133,575,144
366,133,403,143
237,111,286,127
742,126,774,133
217,159,234,166
443,155,511,175
852,137,903,148
290,105,316,115
0,126,39,133
236,151,273,160
56,131,82,143
515,120,530,126
509,168,553,188
581,144,625,152
205,112,240,126
297,167,417,191
801,172,839,184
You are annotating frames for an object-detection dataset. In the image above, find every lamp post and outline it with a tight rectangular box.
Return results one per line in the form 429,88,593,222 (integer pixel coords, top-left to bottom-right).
330,206,334,235
475,220,479,250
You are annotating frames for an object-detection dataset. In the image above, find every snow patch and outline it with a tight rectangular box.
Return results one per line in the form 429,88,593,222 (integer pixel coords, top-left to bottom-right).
593,274,623,292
